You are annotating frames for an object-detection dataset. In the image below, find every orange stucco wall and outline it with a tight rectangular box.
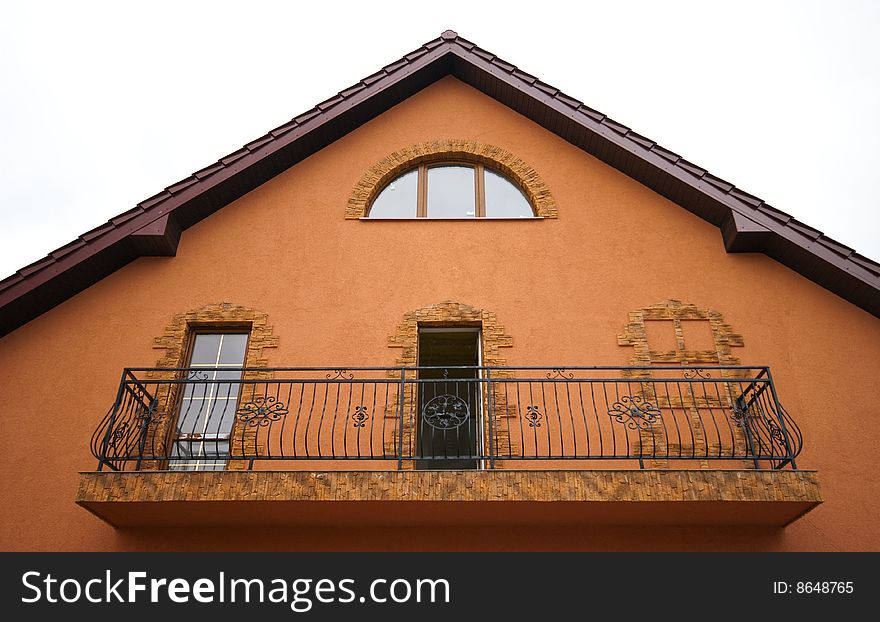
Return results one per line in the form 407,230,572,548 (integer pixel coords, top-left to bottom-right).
1,76,878,551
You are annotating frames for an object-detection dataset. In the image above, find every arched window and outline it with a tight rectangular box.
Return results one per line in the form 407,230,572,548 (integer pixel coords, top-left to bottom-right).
368,163,535,218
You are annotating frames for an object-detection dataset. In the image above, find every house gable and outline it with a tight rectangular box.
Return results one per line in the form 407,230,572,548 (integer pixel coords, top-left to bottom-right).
3,66,879,553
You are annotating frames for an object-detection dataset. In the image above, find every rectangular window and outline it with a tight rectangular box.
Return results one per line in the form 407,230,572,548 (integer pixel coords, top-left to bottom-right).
170,332,248,471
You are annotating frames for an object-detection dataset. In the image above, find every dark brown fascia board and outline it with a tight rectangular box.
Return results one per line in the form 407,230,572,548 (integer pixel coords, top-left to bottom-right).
2,33,879,337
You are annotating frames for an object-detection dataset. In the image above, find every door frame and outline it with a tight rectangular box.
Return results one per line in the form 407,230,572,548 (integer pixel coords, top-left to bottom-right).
416,326,485,469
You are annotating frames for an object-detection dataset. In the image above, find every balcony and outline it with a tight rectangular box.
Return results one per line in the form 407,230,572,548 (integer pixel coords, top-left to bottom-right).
76,366,821,527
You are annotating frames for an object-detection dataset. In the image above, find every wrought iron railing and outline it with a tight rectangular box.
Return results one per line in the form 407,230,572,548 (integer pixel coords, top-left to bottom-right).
90,366,802,471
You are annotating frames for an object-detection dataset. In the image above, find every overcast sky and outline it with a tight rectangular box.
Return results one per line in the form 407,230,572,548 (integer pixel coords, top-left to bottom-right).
1,0,878,279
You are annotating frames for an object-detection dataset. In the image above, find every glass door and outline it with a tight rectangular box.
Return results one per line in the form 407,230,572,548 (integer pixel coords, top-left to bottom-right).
416,328,481,470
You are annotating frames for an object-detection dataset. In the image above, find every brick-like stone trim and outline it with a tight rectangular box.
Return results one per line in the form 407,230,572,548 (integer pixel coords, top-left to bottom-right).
346,139,557,219
77,470,822,528
148,303,279,470
617,299,744,366
387,301,515,464
388,300,513,367
618,300,746,468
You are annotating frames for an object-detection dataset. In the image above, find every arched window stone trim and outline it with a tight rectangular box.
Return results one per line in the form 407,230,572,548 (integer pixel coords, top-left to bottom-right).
347,139,557,219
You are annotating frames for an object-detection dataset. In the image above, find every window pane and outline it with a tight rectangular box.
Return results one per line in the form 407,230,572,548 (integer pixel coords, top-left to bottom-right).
369,169,418,217
176,398,209,433
210,370,244,400
179,371,242,427
484,169,533,217
203,399,238,435
190,333,247,367
427,166,475,218
181,370,241,399
218,334,248,365
212,369,245,381
176,398,237,436
182,379,207,400
189,334,221,365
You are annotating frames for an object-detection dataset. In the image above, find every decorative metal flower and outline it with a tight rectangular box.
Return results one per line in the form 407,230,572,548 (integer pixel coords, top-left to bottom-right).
731,402,750,428
525,405,543,428
351,405,369,428
767,419,787,445
109,421,130,448
236,396,289,427
608,395,660,430
422,395,469,430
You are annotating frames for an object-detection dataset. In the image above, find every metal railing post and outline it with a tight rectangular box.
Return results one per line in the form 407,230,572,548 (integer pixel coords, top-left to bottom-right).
397,367,407,471
733,393,760,470
486,367,495,469
764,367,797,469
97,369,129,471
135,395,158,472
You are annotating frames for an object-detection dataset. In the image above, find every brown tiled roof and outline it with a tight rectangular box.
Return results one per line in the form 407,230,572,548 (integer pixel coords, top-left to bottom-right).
2,30,878,335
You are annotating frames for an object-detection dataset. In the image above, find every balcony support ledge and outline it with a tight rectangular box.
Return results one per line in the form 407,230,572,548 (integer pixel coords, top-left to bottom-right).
77,469,821,528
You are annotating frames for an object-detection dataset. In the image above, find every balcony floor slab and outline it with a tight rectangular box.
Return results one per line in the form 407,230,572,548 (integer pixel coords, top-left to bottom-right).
76,469,821,528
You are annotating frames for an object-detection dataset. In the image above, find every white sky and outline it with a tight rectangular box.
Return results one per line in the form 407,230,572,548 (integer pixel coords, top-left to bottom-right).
1,0,878,279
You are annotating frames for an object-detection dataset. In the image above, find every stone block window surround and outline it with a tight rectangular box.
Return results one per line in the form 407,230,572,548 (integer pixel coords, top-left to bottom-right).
346,139,558,219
